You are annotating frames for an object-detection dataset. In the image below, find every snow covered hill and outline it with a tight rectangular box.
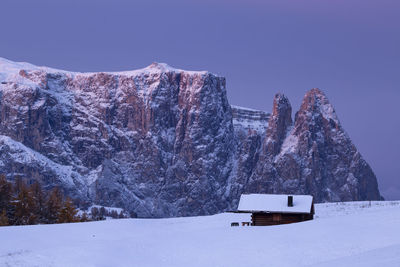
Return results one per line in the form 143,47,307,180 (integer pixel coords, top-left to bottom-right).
0,201,399,267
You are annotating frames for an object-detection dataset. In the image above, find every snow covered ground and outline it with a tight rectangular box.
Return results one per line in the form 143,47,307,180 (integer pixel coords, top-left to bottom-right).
1,201,400,267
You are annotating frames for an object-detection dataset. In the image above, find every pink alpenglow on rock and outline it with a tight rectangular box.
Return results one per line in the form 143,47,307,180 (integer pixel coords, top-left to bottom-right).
0,57,382,217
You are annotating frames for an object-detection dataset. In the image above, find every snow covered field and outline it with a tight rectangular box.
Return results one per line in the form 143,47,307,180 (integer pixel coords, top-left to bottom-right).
1,201,400,267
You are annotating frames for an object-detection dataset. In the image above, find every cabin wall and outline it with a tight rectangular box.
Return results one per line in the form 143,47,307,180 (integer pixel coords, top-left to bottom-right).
251,213,313,226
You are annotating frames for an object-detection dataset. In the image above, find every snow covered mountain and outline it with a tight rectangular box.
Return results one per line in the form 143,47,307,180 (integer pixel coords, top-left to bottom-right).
0,57,381,217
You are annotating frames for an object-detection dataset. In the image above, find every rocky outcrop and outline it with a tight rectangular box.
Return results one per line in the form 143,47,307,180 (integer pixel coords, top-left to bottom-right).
264,93,292,156
233,88,381,205
271,88,381,201
0,58,382,217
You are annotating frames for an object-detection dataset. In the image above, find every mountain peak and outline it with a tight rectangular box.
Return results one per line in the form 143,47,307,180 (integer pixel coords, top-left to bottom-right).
306,87,324,95
263,93,292,156
272,93,291,117
299,88,339,124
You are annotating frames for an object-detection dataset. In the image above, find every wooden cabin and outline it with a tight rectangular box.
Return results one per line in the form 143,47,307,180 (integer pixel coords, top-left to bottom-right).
236,194,314,226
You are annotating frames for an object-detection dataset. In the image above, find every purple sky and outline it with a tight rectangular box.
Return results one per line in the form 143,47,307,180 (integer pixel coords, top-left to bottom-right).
1,0,399,199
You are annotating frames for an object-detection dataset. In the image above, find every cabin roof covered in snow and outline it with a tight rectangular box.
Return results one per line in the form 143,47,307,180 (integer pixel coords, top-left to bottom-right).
237,194,314,214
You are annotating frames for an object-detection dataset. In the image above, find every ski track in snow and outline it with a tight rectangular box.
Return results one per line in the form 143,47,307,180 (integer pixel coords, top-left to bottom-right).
0,201,399,267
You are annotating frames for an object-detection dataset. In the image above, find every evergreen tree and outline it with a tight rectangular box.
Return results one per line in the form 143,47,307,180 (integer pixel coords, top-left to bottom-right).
80,212,89,222
13,176,24,195
44,187,63,224
99,206,106,218
58,198,78,223
110,210,118,219
30,181,46,223
0,209,9,226
118,210,125,219
0,175,12,212
12,180,37,225
0,176,131,226
91,207,100,220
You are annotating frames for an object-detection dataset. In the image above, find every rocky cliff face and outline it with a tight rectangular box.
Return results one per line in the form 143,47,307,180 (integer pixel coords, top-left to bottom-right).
236,90,381,207
0,58,382,217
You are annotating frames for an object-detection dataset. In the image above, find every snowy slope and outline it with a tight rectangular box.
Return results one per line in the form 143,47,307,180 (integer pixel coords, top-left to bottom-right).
0,201,399,267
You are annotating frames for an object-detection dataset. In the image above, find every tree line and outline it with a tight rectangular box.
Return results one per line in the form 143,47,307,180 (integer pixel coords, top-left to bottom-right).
0,174,133,227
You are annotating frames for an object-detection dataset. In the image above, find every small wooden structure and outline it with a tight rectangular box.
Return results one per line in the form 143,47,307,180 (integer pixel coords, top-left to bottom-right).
236,194,314,226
